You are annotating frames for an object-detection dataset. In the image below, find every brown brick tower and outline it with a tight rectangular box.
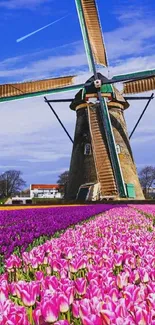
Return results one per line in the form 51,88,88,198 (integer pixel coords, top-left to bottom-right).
108,99,144,199
66,86,144,200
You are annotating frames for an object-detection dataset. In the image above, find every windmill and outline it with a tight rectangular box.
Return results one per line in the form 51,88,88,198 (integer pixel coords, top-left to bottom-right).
0,0,155,201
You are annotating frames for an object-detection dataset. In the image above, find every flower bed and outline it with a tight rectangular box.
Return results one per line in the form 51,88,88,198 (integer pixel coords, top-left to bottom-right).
0,205,113,269
1,206,155,324
131,204,155,217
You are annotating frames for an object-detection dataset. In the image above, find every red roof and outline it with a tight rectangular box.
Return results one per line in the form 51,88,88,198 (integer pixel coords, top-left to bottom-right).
31,184,64,190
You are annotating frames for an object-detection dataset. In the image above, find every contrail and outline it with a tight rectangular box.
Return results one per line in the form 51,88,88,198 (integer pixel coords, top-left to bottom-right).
16,14,69,43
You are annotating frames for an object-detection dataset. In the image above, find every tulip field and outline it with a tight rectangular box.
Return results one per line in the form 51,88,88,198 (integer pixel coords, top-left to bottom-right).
1,204,155,324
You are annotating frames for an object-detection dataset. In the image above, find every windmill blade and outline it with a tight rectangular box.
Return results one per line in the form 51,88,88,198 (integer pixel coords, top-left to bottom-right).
0,76,84,103
75,0,108,69
123,77,155,94
112,68,155,84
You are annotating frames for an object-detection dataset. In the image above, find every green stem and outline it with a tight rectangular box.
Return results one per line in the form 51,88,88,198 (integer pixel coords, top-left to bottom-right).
60,313,66,320
67,310,71,322
28,306,33,325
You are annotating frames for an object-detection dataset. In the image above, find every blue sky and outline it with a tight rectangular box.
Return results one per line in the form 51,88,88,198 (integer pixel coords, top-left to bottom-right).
0,0,155,187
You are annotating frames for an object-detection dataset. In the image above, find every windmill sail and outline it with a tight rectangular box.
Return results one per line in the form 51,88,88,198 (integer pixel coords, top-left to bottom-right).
0,76,83,103
123,77,155,94
75,0,108,69
112,68,155,83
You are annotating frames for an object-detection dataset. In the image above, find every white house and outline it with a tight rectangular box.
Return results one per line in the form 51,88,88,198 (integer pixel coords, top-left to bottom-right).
30,184,64,199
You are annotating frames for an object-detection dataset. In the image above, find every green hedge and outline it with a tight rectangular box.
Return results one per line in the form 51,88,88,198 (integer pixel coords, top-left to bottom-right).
0,198,8,205
32,198,65,205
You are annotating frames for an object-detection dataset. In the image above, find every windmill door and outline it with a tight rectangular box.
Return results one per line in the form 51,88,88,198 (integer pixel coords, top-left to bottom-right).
77,186,90,201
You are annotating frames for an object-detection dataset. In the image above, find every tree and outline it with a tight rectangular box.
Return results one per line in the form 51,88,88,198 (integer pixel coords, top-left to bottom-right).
0,170,26,198
139,166,155,198
57,171,69,185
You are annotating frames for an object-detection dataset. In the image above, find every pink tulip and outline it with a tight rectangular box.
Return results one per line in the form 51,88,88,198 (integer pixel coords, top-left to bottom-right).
0,280,8,302
115,301,127,318
69,260,78,273
43,256,48,265
134,306,151,325
86,284,101,299
55,321,70,325
20,282,39,307
35,271,44,282
33,306,45,325
114,254,123,267
116,272,128,289
75,277,87,296
10,282,17,296
0,300,30,325
147,293,155,309
45,276,59,292
78,257,87,270
52,260,61,272
150,269,155,281
82,314,102,325
46,266,52,275
0,287,8,303
5,255,22,270
31,258,39,269
90,296,102,314
7,309,30,325
60,259,69,271
140,269,149,283
65,286,74,305
109,288,119,302
58,293,69,313
41,296,59,323
79,299,91,318
72,300,80,318
65,249,73,260
60,269,68,279
100,309,115,324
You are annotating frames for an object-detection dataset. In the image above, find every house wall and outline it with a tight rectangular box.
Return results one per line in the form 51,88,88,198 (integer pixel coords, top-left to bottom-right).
30,188,62,199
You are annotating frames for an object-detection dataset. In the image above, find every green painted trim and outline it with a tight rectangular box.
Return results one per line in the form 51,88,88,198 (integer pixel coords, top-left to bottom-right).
99,97,127,197
75,0,94,72
112,68,155,82
126,183,136,198
0,84,84,103
101,84,113,93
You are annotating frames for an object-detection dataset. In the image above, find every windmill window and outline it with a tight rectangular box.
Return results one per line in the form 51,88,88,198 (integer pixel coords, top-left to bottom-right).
84,143,91,155
116,144,121,154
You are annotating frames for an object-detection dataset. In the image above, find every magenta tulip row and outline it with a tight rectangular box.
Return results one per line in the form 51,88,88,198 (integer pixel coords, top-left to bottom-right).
1,206,155,324
0,204,113,261
131,204,155,217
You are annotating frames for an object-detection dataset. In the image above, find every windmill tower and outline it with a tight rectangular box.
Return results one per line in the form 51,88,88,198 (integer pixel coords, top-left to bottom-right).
0,0,155,201
66,77,144,200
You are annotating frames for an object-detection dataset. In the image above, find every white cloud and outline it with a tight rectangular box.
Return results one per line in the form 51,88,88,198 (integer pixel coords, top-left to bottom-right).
0,92,76,136
0,52,87,79
0,165,25,169
0,91,76,169
108,55,155,77
105,20,155,63
0,0,50,9
36,168,68,176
